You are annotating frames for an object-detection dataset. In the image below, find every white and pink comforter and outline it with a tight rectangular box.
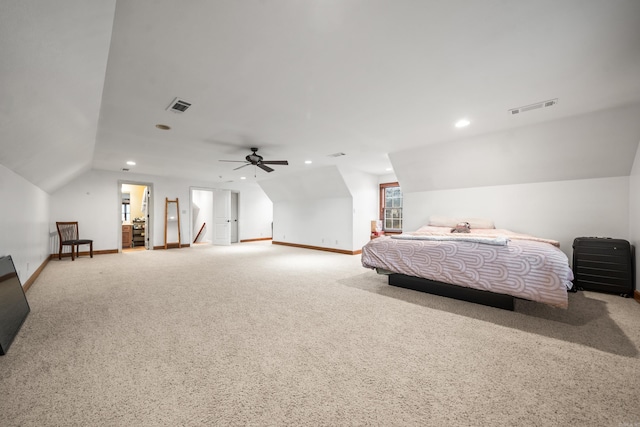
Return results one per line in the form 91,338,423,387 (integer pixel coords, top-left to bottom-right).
361,227,574,308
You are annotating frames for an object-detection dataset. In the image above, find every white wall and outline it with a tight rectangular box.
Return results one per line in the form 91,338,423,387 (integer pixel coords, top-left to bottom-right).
261,166,355,250
273,198,353,250
0,164,50,285
50,170,273,251
404,176,629,260
629,142,640,292
260,166,379,251
339,167,379,249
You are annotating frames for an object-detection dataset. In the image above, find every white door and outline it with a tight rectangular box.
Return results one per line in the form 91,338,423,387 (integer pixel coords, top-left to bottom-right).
213,190,231,246
230,192,238,243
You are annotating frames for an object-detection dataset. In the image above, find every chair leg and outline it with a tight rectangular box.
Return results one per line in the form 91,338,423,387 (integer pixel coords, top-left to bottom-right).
90,242,93,258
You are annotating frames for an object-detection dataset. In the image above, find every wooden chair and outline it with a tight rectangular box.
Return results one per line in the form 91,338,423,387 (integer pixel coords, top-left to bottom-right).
56,222,93,261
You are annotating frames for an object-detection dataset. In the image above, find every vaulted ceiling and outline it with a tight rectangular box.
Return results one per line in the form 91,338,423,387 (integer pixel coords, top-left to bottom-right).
2,0,640,193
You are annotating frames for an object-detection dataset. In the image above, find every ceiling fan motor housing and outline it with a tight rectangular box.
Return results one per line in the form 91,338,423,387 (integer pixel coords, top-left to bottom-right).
246,153,263,164
246,148,263,164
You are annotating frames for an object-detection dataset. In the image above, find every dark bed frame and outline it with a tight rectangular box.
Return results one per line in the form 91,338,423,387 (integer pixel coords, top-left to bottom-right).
388,273,515,311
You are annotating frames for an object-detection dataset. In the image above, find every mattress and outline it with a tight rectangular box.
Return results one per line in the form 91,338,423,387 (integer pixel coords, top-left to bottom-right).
361,231,574,308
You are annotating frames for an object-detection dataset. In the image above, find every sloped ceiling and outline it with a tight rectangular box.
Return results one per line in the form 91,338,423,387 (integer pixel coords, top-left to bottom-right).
0,0,116,193
259,166,351,202
1,1,640,193
392,103,640,193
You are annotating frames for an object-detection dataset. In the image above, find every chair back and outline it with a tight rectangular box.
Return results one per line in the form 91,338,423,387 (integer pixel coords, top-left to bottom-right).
56,222,79,242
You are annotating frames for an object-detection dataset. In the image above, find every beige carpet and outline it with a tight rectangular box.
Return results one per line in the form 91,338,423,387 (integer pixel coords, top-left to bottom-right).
1,241,639,426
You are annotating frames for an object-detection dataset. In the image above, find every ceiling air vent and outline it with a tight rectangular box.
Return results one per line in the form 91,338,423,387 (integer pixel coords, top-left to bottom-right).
166,97,192,113
328,152,346,158
509,98,558,115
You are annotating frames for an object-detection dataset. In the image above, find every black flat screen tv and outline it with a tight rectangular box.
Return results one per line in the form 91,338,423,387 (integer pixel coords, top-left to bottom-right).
0,255,30,355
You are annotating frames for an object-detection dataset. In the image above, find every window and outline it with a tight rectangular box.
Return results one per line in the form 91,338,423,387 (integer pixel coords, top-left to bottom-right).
122,202,131,222
380,182,402,232
122,192,131,222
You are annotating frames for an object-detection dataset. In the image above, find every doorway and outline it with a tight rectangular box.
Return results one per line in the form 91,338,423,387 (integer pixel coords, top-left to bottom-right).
191,188,239,246
119,182,153,252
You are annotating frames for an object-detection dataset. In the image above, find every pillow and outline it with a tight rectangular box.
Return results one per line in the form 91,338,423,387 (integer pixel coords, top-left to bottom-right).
465,218,495,229
428,215,495,229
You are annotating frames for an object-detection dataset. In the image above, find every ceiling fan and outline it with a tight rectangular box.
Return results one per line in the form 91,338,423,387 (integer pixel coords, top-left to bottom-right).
219,147,288,173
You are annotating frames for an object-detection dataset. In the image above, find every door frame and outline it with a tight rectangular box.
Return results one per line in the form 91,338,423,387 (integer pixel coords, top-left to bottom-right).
118,180,154,252
190,186,214,245
189,186,240,245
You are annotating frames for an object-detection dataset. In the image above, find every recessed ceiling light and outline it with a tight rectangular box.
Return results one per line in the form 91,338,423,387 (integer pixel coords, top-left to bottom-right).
305,160,312,164
240,176,246,180
386,168,392,171
155,124,171,130
455,118,470,128
126,161,136,166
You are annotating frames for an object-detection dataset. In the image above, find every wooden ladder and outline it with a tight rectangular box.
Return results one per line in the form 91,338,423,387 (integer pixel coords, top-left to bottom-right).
164,198,182,249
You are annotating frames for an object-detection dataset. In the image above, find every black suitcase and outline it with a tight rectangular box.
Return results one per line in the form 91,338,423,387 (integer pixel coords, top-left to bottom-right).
572,237,635,297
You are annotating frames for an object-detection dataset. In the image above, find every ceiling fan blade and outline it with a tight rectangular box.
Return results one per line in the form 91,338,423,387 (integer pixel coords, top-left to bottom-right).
257,163,274,173
261,160,288,165
233,163,251,171
219,160,249,163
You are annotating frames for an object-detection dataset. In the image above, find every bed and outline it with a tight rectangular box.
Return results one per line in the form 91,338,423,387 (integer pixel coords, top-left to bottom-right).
361,217,574,310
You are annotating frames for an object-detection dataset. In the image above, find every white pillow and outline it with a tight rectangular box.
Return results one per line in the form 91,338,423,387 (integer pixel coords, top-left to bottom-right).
427,215,495,229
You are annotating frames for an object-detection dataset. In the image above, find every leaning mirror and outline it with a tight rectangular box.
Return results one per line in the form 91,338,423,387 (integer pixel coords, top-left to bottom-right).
164,198,181,249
